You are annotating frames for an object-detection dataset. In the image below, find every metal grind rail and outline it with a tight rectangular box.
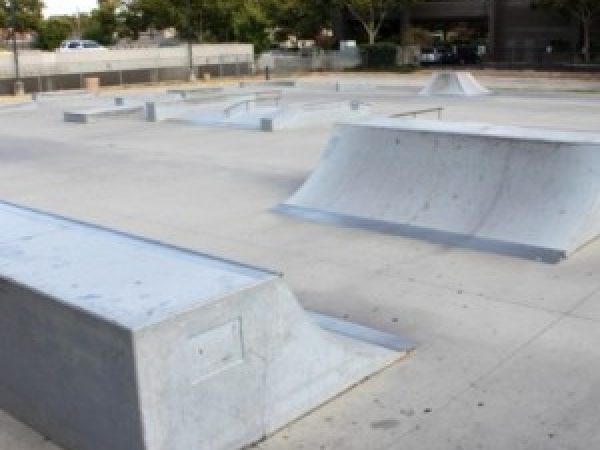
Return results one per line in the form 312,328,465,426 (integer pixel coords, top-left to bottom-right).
224,90,282,117
389,107,444,120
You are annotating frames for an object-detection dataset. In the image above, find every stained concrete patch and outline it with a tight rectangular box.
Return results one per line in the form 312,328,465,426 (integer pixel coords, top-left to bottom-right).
370,419,400,430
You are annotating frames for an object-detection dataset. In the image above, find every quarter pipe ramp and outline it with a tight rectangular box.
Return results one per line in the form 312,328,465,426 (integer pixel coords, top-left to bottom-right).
276,119,600,262
0,201,410,450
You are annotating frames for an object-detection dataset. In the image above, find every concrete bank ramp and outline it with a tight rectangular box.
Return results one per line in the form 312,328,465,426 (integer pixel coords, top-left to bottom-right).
0,201,410,450
419,71,490,96
277,119,600,262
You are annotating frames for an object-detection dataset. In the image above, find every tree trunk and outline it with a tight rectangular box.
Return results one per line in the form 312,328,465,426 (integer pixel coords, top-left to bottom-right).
582,17,591,63
367,28,376,45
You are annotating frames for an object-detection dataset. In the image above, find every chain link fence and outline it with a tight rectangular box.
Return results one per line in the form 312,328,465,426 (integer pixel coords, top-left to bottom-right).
0,44,254,95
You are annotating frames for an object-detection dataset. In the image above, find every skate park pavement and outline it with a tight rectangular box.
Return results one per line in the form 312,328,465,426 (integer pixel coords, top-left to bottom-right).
1,71,600,450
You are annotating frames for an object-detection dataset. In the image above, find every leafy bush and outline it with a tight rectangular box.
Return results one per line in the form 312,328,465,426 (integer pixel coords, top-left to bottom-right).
36,17,73,51
360,43,397,68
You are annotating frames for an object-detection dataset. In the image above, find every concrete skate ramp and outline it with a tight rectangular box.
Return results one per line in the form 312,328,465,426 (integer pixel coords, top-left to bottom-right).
419,71,490,96
277,119,600,262
0,201,410,450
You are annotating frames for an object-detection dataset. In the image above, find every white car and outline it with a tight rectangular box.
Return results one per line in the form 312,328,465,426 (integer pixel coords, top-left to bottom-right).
59,40,106,52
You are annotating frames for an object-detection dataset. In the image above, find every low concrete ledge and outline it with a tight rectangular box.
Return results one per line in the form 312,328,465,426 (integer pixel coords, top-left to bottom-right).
0,201,411,450
0,101,37,113
64,103,145,124
33,89,95,102
166,87,224,98
240,80,296,88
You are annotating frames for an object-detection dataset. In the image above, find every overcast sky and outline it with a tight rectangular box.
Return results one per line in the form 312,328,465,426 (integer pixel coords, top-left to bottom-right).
44,0,98,17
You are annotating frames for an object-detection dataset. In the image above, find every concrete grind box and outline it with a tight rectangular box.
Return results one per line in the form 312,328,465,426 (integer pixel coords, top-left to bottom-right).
0,201,408,450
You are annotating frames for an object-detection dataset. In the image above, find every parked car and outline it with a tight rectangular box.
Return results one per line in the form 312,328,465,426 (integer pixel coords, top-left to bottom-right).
421,45,481,65
58,40,106,52
420,47,443,65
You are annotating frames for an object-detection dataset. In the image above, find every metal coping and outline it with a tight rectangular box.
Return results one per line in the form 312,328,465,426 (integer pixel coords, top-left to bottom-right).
310,311,416,352
339,118,600,145
274,204,567,264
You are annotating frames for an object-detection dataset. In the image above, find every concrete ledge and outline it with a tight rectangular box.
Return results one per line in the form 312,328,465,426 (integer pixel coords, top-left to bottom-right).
64,103,145,124
0,101,37,114
166,87,224,98
0,201,409,450
240,80,296,88
33,89,95,102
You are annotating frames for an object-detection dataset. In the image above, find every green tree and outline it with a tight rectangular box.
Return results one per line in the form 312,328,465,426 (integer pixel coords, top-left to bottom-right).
338,0,419,44
232,0,270,51
533,0,600,62
0,0,44,31
267,0,335,40
36,16,73,50
126,0,272,47
82,1,118,45
124,0,178,38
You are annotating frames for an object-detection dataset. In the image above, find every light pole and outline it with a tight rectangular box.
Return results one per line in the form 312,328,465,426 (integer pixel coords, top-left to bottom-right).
186,0,196,81
11,0,24,95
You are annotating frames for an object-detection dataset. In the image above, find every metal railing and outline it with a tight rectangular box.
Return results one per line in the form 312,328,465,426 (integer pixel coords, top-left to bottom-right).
390,107,444,119
223,90,282,117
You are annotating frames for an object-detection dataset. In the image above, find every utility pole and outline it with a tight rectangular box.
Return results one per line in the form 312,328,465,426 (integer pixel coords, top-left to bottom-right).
186,0,196,81
11,0,24,95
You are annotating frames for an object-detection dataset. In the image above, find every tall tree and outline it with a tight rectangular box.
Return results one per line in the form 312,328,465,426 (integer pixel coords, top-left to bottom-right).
267,0,335,40
125,0,271,47
231,1,271,51
340,0,396,44
0,0,44,31
339,0,420,44
36,16,73,50
533,0,600,62
82,0,119,45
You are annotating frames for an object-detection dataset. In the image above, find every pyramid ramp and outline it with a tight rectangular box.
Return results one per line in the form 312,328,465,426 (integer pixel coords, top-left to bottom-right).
0,201,411,450
276,119,600,262
419,71,490,96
